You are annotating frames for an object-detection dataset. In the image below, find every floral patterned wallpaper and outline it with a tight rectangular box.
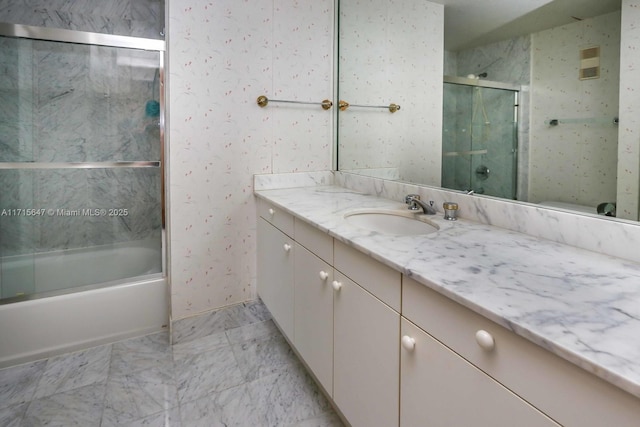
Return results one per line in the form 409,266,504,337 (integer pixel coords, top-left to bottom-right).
337,0,444,186
167,0,334,319
618,0,640,220
529,11,621,208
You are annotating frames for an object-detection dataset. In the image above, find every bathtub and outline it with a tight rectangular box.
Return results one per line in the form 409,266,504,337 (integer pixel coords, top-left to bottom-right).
0,239,168,368
1,239,162,298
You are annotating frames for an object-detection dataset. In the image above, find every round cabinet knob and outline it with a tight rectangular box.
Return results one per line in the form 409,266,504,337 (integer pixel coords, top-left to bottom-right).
319,271,329,281
283,243,292,252
401,335,416,351
332,280,342,291
475,330,495,351
268,208,275,216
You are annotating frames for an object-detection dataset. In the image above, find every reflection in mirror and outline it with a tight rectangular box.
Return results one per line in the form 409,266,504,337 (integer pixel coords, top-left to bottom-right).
444,8,620,212
337,0,444,185
442,77,519,200
337,0,640,222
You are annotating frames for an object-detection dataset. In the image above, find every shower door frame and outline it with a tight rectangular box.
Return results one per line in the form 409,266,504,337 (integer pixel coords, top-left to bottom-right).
443,75,521,199
0,22,167,300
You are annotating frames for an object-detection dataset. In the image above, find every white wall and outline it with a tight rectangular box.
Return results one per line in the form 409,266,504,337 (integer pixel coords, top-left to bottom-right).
167,0,334,319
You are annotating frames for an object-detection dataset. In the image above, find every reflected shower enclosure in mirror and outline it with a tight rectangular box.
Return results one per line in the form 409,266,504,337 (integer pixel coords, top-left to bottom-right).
442,77,519,200
337,0,640,221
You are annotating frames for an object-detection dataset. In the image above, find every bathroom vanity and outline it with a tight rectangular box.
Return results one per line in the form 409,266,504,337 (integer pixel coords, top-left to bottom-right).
255,181,640,427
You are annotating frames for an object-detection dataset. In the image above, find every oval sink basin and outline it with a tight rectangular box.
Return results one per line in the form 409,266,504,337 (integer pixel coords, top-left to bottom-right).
344,210,439,235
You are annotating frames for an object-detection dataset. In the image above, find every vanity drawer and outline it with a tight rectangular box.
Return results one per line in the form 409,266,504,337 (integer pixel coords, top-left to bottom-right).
257,199,294,237
402,276,640,427
334,240,401,312
294,218,333,265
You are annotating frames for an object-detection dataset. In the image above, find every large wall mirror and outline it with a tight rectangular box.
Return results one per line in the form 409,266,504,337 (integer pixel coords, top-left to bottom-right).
337,0,640,222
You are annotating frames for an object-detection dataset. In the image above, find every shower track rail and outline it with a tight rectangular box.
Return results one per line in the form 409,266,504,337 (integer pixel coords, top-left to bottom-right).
0,162,160,170
0,22,165,51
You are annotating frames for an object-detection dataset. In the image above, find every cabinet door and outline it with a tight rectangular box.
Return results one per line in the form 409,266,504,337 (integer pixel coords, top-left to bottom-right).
294,244,334,394
400,319,560,427
257,218,294,340
333,272,400,427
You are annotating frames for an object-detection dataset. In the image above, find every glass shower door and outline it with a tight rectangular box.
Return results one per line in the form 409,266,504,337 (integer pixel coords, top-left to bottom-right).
0,29,165,301
442,81,518,199
0,36,37,299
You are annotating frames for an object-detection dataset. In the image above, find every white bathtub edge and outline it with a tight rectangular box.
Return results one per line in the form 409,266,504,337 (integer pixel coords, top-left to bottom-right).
0,277,168,369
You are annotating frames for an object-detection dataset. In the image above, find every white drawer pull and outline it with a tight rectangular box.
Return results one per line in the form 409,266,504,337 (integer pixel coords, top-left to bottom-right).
268,208,275,215
401,335,416,351
475,330,495,351
319,271,329,280
283,243,292,252
332,280,342,291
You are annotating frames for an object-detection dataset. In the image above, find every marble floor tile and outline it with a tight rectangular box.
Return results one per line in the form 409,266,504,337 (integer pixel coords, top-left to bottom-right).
174,344,245,404
0,360,46,409
32,344,111,399
101,366,179,426
231,332,299,382
119,407,182,427
180,383,262,427
247,363,332,426
288,411,345,427
23,382,106,427
226,318,280,345
171,298,272,345
171,307,242,345
225,299,273,328
0,402,28,427
2,298,344,426
172,330,230,362
110,332,173,374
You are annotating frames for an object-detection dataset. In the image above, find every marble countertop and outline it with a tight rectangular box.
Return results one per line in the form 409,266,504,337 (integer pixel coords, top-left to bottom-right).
255,185,640,399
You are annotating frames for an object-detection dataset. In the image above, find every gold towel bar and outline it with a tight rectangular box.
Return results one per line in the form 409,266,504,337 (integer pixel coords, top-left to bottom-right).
257,95,333,110
338,100,400,113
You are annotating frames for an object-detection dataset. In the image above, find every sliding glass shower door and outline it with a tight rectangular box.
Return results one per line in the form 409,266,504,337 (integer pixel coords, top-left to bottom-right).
442,80,518,199
0,27,165,301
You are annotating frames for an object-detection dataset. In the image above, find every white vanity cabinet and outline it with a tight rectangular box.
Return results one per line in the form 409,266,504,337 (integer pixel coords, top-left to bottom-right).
400,318,559,427
257,201,401,427
257,195,640,427
333,240,401,427
293,231,401,427
293,220,334,394
333,271,400,427
402,276,640,427
256,201,295,340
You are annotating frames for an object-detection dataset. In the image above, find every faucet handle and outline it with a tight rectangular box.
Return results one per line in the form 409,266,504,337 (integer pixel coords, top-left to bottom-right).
405,194,420,204
405,194,420,211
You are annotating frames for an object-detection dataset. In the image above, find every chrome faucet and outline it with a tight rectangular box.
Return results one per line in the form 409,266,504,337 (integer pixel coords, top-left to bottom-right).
405,194,436,215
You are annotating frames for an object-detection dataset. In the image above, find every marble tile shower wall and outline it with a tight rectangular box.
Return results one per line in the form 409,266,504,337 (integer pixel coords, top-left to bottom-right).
0,169,162,256
0,1,164,256
453,35,532,84
0,41,161,164
0,0,164,39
